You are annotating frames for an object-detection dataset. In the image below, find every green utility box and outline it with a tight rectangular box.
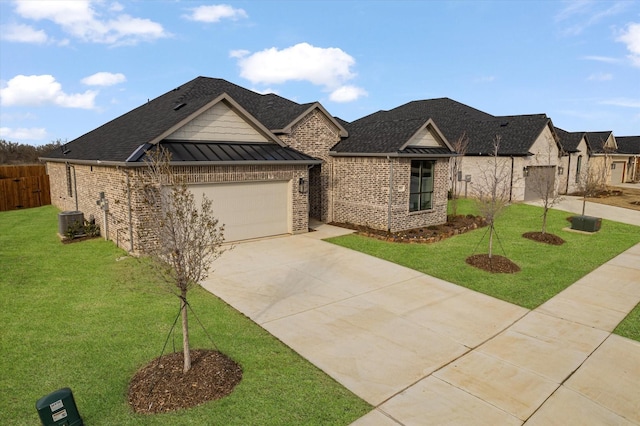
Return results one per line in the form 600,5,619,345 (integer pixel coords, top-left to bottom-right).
36,388,83,426
571,215,602,232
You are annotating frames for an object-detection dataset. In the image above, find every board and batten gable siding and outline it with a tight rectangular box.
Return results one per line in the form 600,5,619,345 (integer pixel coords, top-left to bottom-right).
407,125,445,147
167,101,270,142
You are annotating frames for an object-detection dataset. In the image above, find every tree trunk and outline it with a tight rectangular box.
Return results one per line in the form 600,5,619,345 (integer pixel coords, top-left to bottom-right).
488,222,494,259
582,195,587,216
541,209,548,234
181,291,191,373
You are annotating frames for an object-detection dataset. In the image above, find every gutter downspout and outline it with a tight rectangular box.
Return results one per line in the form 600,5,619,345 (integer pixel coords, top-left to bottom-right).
509,157,514,202
566,155,572,194
126,171,134,253
71,165,79,211
387,156,393,232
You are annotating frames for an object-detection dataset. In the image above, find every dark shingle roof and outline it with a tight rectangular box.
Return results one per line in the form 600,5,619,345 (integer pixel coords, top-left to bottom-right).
616,136,640,155
41,77,315,163
333,98,550,156
584,131,614,154
465,114,552,156
554,127,585,153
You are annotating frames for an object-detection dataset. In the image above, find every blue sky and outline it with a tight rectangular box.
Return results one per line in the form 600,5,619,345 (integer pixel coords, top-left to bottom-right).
1,0,639,146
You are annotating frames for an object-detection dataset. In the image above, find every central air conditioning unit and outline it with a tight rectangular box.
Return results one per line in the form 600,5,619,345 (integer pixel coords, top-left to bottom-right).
58,211,85,236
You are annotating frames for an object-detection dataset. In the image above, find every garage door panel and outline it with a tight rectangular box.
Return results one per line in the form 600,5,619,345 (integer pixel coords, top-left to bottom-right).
190,181,290,242
524,166,556,201
611,162,624,185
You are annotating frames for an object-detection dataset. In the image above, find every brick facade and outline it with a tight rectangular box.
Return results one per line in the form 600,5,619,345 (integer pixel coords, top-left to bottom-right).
47,161,308,252
47,99,452,252
331,157,449,232
278,108,342,222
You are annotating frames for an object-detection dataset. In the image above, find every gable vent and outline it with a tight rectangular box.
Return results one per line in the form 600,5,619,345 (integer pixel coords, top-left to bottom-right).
173,102,187,111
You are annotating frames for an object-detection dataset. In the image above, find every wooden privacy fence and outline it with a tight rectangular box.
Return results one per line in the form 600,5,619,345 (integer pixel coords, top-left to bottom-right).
0,165,51,211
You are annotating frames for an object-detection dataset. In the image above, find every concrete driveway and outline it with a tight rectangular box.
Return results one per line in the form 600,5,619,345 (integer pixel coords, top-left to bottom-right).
201,221,640,425
201,225,527,406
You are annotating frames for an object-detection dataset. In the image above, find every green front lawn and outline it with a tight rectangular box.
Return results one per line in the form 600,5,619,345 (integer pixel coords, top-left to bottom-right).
328,200,640,313
0,206,371,425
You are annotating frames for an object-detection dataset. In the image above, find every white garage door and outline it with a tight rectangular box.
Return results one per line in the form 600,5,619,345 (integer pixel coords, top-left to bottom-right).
190,181,290,242
611,162,625,185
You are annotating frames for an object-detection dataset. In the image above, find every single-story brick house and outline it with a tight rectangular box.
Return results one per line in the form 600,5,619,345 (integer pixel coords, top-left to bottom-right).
351,99,562,202
41,76,458,251
41,77,347,250
332,107,456,232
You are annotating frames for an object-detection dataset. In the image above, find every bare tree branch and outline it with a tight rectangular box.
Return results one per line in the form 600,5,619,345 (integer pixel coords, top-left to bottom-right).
136,147,226,373
471,136,511,258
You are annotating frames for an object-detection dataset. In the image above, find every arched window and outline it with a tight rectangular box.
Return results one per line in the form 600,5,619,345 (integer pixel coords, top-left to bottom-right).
575,155,582,183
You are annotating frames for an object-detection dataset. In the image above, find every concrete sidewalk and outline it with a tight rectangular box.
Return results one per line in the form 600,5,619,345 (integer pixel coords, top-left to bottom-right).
527,195,640,227
361,242,640,425
202,222,640,425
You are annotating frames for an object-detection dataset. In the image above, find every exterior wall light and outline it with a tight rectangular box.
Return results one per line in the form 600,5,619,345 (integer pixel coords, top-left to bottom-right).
523,167,530,177
298,177,308,194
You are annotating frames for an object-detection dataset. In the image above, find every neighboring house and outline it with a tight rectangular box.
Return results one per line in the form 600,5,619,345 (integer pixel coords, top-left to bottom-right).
582,131,640,185
613,135,640,183
41,77,348,251
555,128,588,194
355,99,561,202
464,114,560,202
331,108,456,232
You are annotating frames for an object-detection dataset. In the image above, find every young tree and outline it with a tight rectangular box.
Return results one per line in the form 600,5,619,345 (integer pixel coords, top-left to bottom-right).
576,156,607,216
138,148,226,373
527,135,564,234
449,132,469,217
471,136,512,258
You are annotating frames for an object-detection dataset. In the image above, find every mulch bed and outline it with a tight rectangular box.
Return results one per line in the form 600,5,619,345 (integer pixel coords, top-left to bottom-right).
331,214,487,243
465,254,521,273
522,232,565,245
128,349,242,414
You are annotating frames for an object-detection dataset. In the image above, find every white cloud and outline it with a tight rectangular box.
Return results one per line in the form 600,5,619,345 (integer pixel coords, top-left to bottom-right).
12,0,168,46
252,87,279,95
581,55,620,63
184,4,248,23
1,23,48,43
109,2,124,12
617,22,640,67
235,42,358,90
0,127,47,140
0,75,97,109
81,72,126,86
555,1,629,36
600,98,640,108
329,85,368,103
474,75,496,83
587,72,613,81
229,49,250,59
